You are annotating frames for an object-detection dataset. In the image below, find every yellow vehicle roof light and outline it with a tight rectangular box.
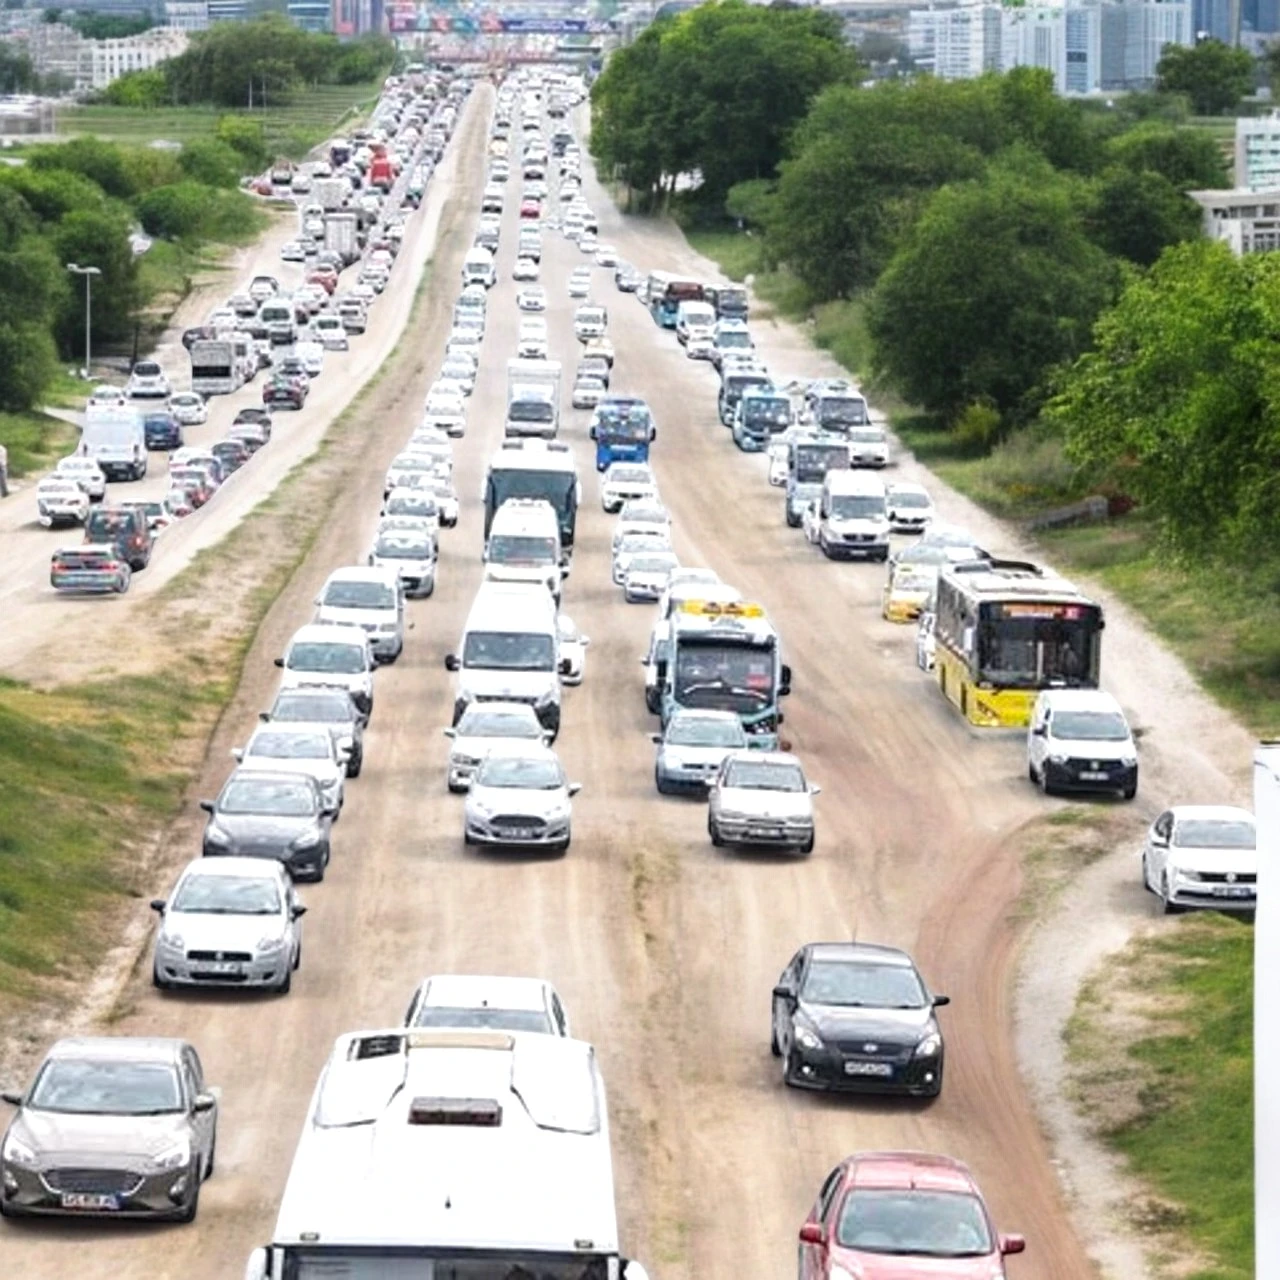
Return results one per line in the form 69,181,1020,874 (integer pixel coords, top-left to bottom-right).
677,599,766,619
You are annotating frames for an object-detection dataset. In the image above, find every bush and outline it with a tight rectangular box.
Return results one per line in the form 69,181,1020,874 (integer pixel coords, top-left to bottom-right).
954,400,1003,449
177,138,244,189
215,116,269,172
26,137,138,201
99,68,168,108
137,181,260,243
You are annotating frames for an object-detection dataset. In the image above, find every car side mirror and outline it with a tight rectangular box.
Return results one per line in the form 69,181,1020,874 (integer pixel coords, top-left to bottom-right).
274,657,284,667
245,1247,269,1280
780,663,792,695
192,1092,217,1114
199,799,215,813
568,782,583,796
1032,724,1047,737
444,654,460,672
0,1089,23,1106
649,427,656,441
640,656,649,665
442,727,457,738
798,1223,825,1246
231,748,244,762
580,636,590,647
559,658,572,675
650,733,663,744
772,984,794,1001
291,904,307,919
259,711,270,722
999,1234,1026,1256
809,784,821,796
589,425,596,439
621,1263,650,1280
1150,832,1169,848
150,899,166,913
933,994,951,1007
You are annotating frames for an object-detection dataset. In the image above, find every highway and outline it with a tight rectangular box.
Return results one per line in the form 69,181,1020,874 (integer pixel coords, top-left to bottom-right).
0,74,1256,1280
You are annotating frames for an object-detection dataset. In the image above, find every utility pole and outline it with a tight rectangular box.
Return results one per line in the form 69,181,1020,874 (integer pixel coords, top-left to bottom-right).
64,262,101,380
1254,744,1280,1280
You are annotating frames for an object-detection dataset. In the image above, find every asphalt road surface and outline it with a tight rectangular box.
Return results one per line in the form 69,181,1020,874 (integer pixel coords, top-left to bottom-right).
1,93,1132,1280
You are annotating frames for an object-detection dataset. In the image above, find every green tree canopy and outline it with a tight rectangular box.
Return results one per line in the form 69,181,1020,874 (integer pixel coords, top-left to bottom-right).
0,187,66,411
1049,241,1280,561
866,155,1117,424
1102,121,1228,188
53,206,143,347
27,137,139,201
1085,166,1201,266
178,137,244,188
1156,39,1254,116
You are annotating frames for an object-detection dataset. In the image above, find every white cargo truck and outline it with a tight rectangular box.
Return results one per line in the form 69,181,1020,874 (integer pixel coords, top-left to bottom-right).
505,357,561,440
323,211,360,265
190,337,244,397
78,403,146,481
314,177,349,212
244,1027,651,1280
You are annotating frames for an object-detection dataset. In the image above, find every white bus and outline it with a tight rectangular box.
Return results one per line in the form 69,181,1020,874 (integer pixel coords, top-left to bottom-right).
245,1028,650,1280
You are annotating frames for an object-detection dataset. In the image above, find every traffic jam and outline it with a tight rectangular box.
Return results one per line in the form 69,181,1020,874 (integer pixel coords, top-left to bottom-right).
0,60,1258,1280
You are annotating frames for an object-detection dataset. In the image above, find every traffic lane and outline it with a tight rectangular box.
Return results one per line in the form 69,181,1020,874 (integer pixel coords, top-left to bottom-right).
0,100,482,679
0,89,496,1279
578,194,1098,1275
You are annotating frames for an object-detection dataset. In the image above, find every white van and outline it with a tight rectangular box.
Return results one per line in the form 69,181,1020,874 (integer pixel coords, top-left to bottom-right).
275,623,375,722
802,469,890,561
313,566,405,664
484,499,563,601
445,581,564,736
1027,689,1138,799
78,404,146,482
676,300,716,347
462,246,497,288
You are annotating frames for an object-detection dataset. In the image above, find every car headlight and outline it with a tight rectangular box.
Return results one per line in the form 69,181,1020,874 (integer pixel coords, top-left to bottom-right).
470,802,495,820
1120,756,1138,768
794,1024,823,1051
256,934,288,953
291,832,321,850
1047,753,1069,765
3,1133,38,1167
913,1033,942,1059
534,689,556,707
159,931,185,952
1175,867,1202,883
204,825,231,848
152,1140,191,1171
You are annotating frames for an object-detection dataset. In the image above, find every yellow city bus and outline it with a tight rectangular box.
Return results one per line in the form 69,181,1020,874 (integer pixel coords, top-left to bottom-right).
933,559,1103,728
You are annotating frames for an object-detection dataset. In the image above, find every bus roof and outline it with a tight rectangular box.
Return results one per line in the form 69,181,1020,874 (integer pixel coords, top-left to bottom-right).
671,600,777,642
272,1029,619,1255
487,440,578,475
940,560,1096,606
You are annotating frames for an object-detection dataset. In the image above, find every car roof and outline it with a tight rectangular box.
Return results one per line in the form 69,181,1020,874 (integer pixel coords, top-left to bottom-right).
804,941,915,968
1038,689,1124,713
825,470,885,494
177,855,288,881
1168,804,1255,824
722,750,803,769
846,1151,978,1195
459,700,542,721
46,1036,186,1064
669,708,742,725
418,974,552,1011
323,565,400,587
287,623,372,646
477,740,560,763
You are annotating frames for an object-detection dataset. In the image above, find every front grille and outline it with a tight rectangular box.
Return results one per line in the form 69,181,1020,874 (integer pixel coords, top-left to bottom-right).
834,1040,913,1063
187,950,253,962
1065,758,1128,775
1196,872,1256,884
490,815,547,834
45,1168,143,1195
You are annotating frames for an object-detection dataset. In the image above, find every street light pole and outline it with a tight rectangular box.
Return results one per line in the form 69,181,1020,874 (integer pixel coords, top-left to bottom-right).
65,263,101,380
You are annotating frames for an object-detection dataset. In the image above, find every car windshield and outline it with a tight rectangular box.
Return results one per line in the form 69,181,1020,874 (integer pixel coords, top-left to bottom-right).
609,467,651,484
376,533,433,558
830,495,884,520
220,777,316,816
837,1189,992,1257
1174,819,1255,849
668,717,746,747
818,397,868,426
323,581,396,610
274,692,351,723
849,428,884,444
1051,710,1129,741
84,511,134,537
892,491,931,509
802,959,927,1008
619,534,670,556
249,731,330,760
288,642,365,674
458,711,542,739
489,534,557,564
463,631,555,672
172,874,281,915
675,644,774,709
724,760,805,791
629,555,678,575
476,755,563,789
412,1006,553,1033
29,1060,183,1116
387,494,437,517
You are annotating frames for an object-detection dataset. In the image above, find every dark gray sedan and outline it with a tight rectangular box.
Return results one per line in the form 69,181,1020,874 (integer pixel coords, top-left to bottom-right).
200,769,331,881
0,1037,217,1222
262,686,365,776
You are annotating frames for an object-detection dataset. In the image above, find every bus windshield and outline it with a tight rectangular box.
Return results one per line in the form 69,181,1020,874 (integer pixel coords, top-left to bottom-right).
976,607,1101,689
673,642,776,712
285,1251,613,1279
793,444,848,485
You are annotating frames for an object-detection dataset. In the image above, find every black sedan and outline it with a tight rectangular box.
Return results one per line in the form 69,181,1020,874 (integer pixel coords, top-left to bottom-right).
770,941,949,1098
200,769,331,881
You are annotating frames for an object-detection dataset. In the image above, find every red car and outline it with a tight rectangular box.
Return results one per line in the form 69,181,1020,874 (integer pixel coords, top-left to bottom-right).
798,1152,1025,1279
520,198,542,220
307,268,338,295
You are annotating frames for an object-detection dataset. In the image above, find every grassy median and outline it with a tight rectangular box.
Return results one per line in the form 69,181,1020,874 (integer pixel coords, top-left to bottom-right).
1066,915,1252,1280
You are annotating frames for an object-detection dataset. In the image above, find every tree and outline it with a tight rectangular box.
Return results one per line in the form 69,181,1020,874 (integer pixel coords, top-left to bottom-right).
0,42,36,94
866,155,1117,424
27,137,139,201
52,207,142,348
100,68,169,107
1103,121,1228,188
1047,240,1280,561
0,167,107,223
1085,166,1201,266
178,138,244,188
215,115,269,172
0,187,66,411
1156,40,1253,116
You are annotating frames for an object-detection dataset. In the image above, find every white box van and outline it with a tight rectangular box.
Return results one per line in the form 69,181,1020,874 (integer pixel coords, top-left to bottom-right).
445,581,564,736
78,404,146,482
802,470,890,561
313,566,405,664
1027,688,1138,799
676,300,716,347
275,623,375,722
484,499,563,601
462,246,497,288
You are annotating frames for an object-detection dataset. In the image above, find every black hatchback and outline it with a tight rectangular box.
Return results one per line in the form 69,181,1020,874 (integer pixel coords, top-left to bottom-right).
771,941,949,1098
143,411,182,451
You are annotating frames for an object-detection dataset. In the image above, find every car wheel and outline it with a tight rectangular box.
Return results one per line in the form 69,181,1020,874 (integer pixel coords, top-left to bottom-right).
1161,873,1183,915
1039,765,1054,797
819,535,833,560
799,831,815,855
205,1132,216,1179
347,750,363,779
173,1175,200,1224
785,510,800,529
274,966,292,996
152,964,169,991
554,834,570,855
464,829,475,846
780,1048,795,1088
1028,761,1038,785
770,1019,781,1057
292,940,302,971
709,816,724,848
655,769,672,796
1122,783,1137,801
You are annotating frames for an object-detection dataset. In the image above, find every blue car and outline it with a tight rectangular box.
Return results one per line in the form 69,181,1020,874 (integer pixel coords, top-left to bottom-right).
143,411,183,451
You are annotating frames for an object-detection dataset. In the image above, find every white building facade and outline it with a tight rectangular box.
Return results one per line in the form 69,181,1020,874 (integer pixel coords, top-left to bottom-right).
87,29,188,90
1235,113,1280,191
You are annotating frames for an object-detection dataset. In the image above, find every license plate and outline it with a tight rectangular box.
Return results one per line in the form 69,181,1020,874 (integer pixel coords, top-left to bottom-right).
1217,886,1253,898
506,828,535,840
1079,771,1109,781
751,827,784,838
195,962,243,976
844,1061,893,1077
61,1193,119,1210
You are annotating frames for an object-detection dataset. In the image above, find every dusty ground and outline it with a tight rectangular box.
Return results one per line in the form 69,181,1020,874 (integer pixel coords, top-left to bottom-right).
0,92,1258,1280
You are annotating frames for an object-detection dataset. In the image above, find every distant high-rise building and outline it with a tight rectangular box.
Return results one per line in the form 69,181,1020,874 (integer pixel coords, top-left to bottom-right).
287,0,330,30
1236,113,1280,189
909,4,1002,79
206,0,247,21
1099,0,1192,89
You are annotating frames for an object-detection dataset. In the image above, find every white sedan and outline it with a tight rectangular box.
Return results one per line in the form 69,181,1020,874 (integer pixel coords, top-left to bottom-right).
35,477,90,528
557,615,589,685
517,286,547,313
512,257,540,282
54,455,106,502
567,271,591,299
1141,805,1256,915
708,752,819,855
168,392,207,426
463,743,579,854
